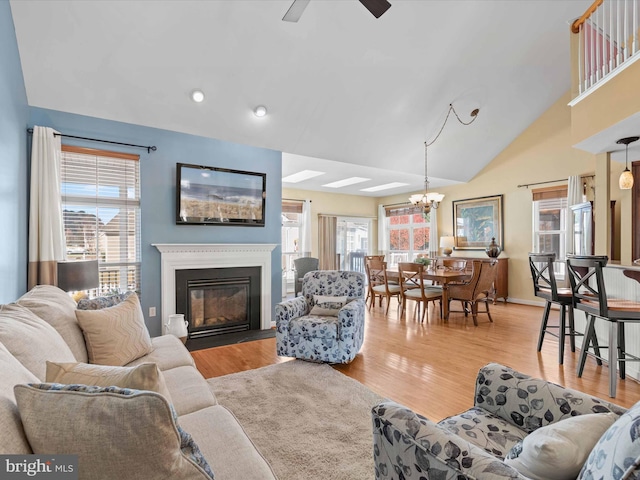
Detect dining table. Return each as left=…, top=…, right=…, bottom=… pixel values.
left=386, top=267, right=471, bottom=320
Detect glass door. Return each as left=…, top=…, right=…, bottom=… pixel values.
left=336, top=217, right=371, bottom=274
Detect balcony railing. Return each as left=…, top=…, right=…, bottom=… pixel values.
left=572, top=0, right=640, bottom=95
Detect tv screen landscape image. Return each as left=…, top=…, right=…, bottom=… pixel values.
left=176, top=163, right=266, bottom=226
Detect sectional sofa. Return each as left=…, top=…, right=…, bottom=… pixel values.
left=0, top=285, right=277, bottom=479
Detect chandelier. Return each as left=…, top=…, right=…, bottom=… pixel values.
left=409, top=104, right=480, bottom=214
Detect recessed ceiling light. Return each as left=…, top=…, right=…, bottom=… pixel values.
left=360, top=182, right=410, bottom=192
left=322, top=177, right=371, bottom=188
left=282, top=170, right=325, bottom=183
left=254, top=105, right=268, bottom=117
left=191, top=90, right=205, bottom=103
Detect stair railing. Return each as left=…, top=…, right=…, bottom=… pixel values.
left=572, top=0, right=639, bottom=95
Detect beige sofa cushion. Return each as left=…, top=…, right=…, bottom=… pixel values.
left=17, top=284, right=88, bottom=363
left=0, top=342, right=37, bottom=454
left=46, top=361, right=172, bottom=402
left=0, top=304, right=76, bottom=380
left=127, top=334, right=196, bottom=371
left=76, top=294, right=152, bottom=366
left=14, top=384, right=215, bottom=480
left=162, top=366, right=216, bottom=415
left=179, top=405, right=277, bottom=480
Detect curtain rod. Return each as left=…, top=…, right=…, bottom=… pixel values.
left=517, top=174, right=595, bottom=189
left=382, top=201, right=412, bottom=207
left=27, top=128, right=157, bottom=154
left=282, top=198, right=311, bottom=202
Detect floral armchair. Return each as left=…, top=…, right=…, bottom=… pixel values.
left=372, top=363, right=632, bottom=480
left=275, top=270, right=366, bottom=364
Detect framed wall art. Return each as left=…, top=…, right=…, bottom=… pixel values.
left=452, top=194, right=503, bottom=250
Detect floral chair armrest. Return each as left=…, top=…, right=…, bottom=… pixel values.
left=337, top=298, right=365, bottom=333
left=274, top=297, right=309, bottom=327
left=474, top=363, right=625, bottom=433
left=372, top=401, right=525, bottom=480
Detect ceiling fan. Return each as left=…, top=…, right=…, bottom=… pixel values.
left=282, top=0, right=391, bottom=22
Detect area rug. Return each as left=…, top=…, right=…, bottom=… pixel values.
left=206, top=361, right=386, bottom=480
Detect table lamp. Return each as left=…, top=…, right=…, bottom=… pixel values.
left=57, top=260, right=99, bottom=301
left=440, top=236, right=455, bottom=256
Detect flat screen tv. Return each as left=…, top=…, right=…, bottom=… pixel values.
left=176, top=163, right=266, bottom=226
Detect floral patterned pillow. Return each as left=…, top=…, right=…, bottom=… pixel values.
left=578, top=400, right=640, bottom=480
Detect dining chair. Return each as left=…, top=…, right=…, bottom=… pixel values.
left=397, top=262, right=442, bottom=323
left=447, top=260, right=497, bottom=326
left=365, top=259, right=401, bottom=315
left=528, top=253, right=581, bottom=364
left=567, top=255, right=640, bottom=397
left=293, top=257, right=319, bottom=296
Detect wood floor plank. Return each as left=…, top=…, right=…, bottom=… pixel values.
left=191, top=300, right=640, bottom=421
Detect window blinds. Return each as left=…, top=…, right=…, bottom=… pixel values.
left=60, top=146, right=141, bottom=295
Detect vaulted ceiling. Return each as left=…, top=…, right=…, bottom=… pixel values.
left=10, top=0, right=590, bottom=195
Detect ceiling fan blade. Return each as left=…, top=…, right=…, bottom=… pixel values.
left=282, top=0, right=311, bottom=22
left=359, top=0, right=391, bottom=18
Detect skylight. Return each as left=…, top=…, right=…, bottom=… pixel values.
left=282, top=170, right=325, bottom=183
left=360, top=182, right=409, bottom=192
left=322, top=177, right=371, bottom=188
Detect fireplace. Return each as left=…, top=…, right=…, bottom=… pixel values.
left=153, top=243, right=277, bottom=335
left=175, top=267, right=261, bottom=338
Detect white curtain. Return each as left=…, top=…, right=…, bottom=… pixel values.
left=378, top=204, right=388, bottom=255
left=28, top=126, right=66, bottom=288
left=429, top=208, right=438, bottom=257
left=565, top=175, right=583, bottom=257
left=300, top=200, right=312, bottom=256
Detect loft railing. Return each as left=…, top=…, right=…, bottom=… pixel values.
left=572, top=0, right=640, bottom=95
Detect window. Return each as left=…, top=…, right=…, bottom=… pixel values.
left=60, top=146, right=141, bottom=295
left=281, top=201, right=303, bottom=293
left=532, top=185, right=567, bottom=278
left=386, top=205, right=430, bottom=267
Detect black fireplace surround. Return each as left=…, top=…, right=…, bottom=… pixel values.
left=175, top=266, right=261, bottom=339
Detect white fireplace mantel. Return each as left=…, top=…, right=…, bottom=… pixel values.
left=152, top=243, right=278, bottom=330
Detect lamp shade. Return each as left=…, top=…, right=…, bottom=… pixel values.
left=57, top=260, right=99, bottom=292
left=439, top=236, right=455, bottom=249
left=619, top=169, right=634, bottom=190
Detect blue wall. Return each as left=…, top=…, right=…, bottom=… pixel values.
left=0, top=1, right=29, bottom=302
left=29, top=108, right=282, bottom=336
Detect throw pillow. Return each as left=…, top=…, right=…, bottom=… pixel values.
left=17, top=284, right=88, bottom=363
left=504, top=412, right=618, bottom=480
left=76, top=293, right=153, bottom=366
left=579, top=400, right=640, bottom=480
left=0, top=303, right=77, bottom=380
left=46, top=361, right=172, bottom=402
left=14, top=383, right=215, bottom=480
left=310, top=295, right=348, bottom=316
left=77, top=291, right=133, bottom=310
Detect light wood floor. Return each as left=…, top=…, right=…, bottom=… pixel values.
left=192, top=299, right=640, bottom=420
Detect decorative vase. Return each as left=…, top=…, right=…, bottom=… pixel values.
left=485, top=238, right=501, bottom=258
left=165, top=314, right=189, bottom=343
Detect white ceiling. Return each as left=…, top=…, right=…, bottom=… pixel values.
left=10, top=0, right=593, bottom=196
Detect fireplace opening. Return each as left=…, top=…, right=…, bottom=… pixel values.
left=176, top=267, right=261, bottom=338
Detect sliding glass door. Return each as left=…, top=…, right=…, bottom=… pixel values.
left=336, top=217, right=372, bottom=274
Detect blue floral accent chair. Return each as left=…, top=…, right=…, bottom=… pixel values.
left=372, top=363, right=628, bottom=479
left=275, top=270, right=366, bottom=364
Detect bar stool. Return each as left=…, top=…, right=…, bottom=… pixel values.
left=528, top=253, right=581, bottom=364
left=567, top=255, right=640, bottom=398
